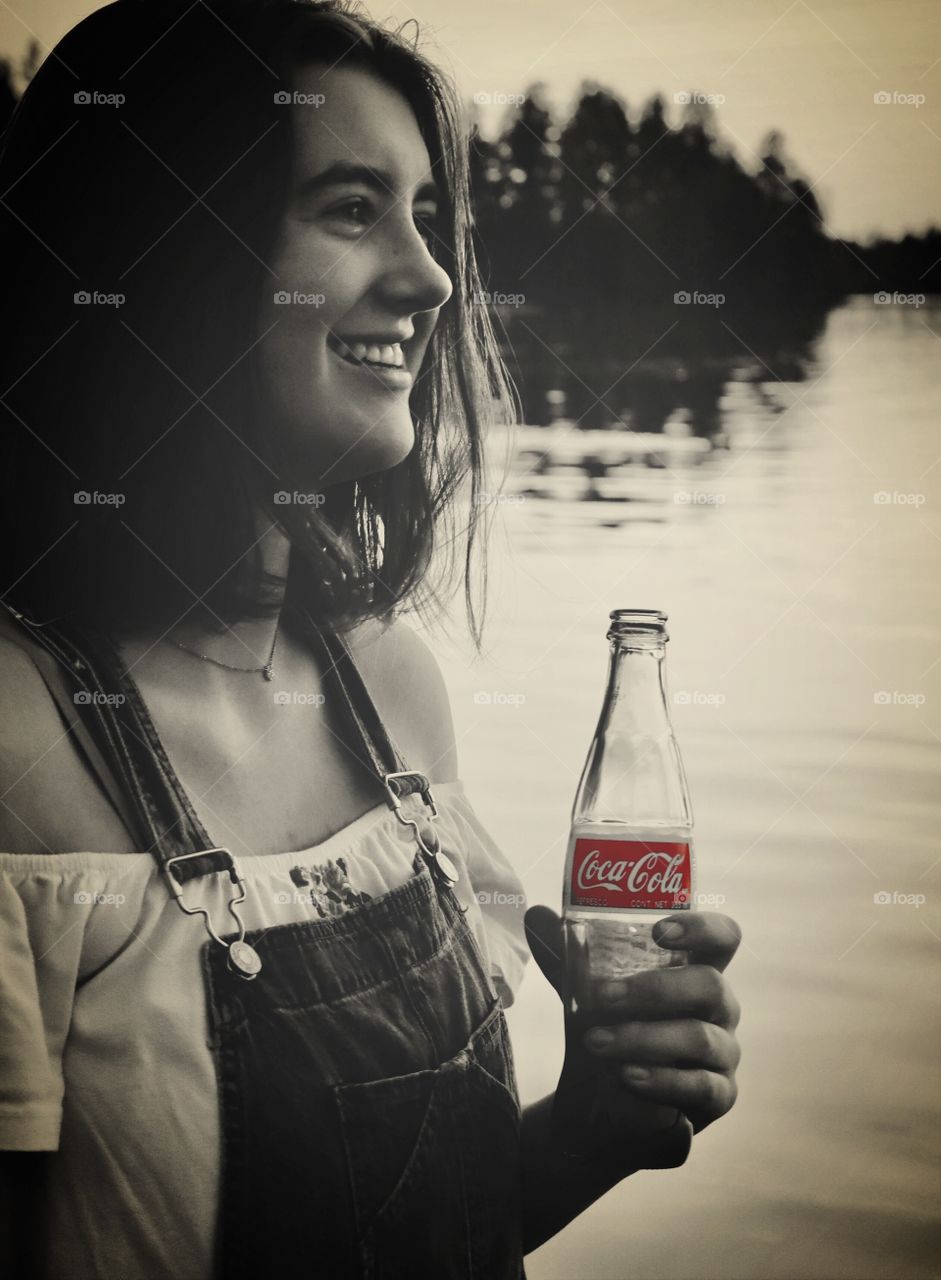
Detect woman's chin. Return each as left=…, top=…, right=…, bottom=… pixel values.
left=282, top=413, right=416, bottom=487
left=337, top=420, right=416, bottom=479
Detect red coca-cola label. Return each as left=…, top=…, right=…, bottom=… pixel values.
left=568, top=837, right=692, bottom=910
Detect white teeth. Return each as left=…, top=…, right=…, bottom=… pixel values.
left=336, top=338, right=405, bottom=367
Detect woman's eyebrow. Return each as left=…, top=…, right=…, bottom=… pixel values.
left=294, top=160, right=439, bottom=203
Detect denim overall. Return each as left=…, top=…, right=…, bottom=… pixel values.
left=2, top=601, right=527, bottom=1280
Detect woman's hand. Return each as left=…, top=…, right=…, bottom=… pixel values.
left=524, top=908, right=742, bottom=1137
left=581, top=913, right=742, bottom=1133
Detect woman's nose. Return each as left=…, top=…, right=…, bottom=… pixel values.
left=379, top=216, right=454, bottom=316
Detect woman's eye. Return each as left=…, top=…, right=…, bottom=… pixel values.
left=324, top=199, right=440, bottom=249
left=330, top=198, right=371, bottom=229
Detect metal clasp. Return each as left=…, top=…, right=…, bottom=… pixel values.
left=382, top=771, right=438, bottom=851
left=382, top=771, right=459, bottom=885
left=163, top=848, right=262, bottom=979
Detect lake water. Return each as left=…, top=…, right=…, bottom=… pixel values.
left=427, top=297, right=941, bottom=1279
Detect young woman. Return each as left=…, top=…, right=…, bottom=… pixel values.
left=0, top=2, right=742, bottom=1276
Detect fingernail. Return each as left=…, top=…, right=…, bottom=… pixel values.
left=624, top=1065, right=651, bottom=1082
left=654, top=922, right=684, bottom=943
left=586, top=1028, right=614, bottom=1048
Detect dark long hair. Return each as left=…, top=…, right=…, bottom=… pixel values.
left=0, top=0, right=518, bottom=648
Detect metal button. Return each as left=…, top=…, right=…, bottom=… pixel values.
left=227, top=940, right=262, bottom=978
left=433, top=848, right=460, bottom=885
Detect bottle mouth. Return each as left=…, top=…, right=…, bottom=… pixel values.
left=607, top=608, right=668, bottom=643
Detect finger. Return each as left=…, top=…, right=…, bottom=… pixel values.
left=652, top=912, right=743, bottom=972
left=618, top=1064, right=737, bottom=1118
left=597, top=964, right=741, bottom=1029
left=583, top=1019, right=741, bottom=1072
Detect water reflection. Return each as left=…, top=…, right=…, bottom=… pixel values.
left=491, top=296, right=931, bottom=534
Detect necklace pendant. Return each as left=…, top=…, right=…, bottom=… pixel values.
left=263, top=663, right=274, bottom=682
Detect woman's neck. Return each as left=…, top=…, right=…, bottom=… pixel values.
left=121, top=512, right=293, bottom=676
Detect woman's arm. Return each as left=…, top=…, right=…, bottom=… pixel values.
left=520, top=1094, right=642, bottom=1254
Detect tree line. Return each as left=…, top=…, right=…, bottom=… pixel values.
left=468, top=82, right=939, bottom=423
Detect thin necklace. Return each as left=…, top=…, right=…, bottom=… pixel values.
left=165, top=614, right=281, bottom=682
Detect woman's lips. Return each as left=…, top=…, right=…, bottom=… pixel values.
left=326, top=340, right=413, bottom=390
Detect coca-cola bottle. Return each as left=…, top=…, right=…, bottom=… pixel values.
left=552, top=608, right=695, bottom=1161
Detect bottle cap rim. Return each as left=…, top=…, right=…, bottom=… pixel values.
left=607, top=609, right=669, bottom=642
left=609, top=608, right=667, bottom=621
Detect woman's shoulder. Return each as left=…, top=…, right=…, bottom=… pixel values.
left=347, top=616, right=459, bottom=786
left=0, top=629, right=131, bottom=854
left=0, top=628, right=69, bottom=777
left=0, top=632, right=62, bottom=850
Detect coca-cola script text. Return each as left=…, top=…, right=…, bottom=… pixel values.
left=568, top=838, right=692, bottom=910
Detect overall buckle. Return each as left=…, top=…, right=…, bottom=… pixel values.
left=163, top=848, right=262, bottom=980
left=382, top=771, right=459, bottom=886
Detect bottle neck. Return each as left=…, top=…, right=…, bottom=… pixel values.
left=602, top=640, right=671, bottom=737
left=573, top=627, right=693, bottom=829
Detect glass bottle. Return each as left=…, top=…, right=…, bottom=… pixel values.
left=553, top=608, right=696, bottom=1158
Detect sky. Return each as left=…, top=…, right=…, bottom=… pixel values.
left=2, top=0, right=939, bottom=241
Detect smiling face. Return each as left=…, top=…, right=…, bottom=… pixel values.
left=254, top=62, right=454, bottom=491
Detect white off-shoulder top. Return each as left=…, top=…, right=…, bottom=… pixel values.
left=0, top=778, right=529, bottom=1280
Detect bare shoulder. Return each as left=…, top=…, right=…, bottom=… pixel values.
left=0, top=635, right=68, bottom=850
left=0, top=634, right=131, bottom=853
left=346, top=616, right=460, bottom=786
left=0, top=633, right=66, bottom=762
